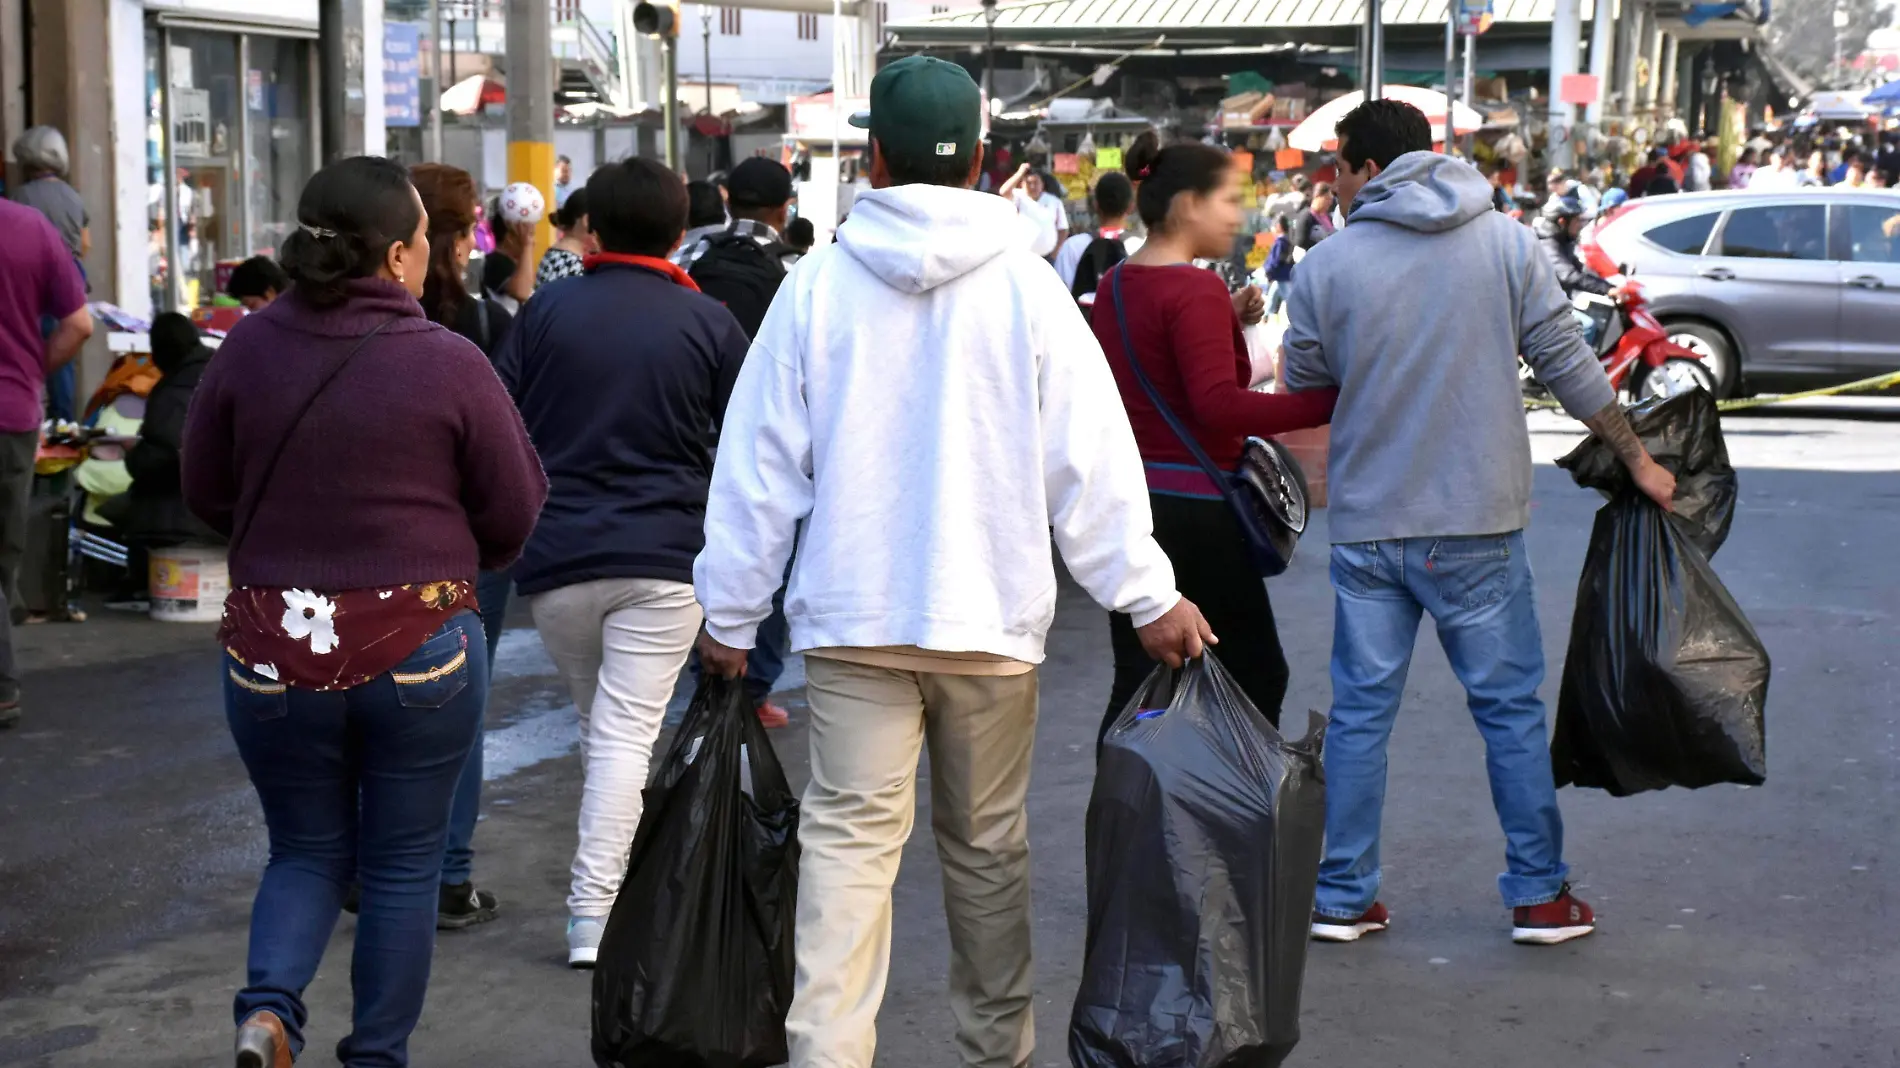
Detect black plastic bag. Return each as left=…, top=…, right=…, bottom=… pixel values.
left=1070, top=655, right=1327, bottom=1068
left=1558, top=387, right=1738, bottom=556
left=592, top=677, right=800, bottom=1068
left=1552, top=389, right=1769, bottom=796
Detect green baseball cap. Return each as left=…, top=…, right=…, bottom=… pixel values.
left=849, top=56, right=982, bottom=168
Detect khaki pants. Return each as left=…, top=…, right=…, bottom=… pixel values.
left=528, top=577, right=702, bottom=917
left=789, top=657, right=1040, bottom=1068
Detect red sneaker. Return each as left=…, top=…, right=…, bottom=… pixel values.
left=1310, top=902, right=1390, bottom=943
left=1512, top=885, right=1596, bottom=945
left=756, top=701, right=791, bottom=729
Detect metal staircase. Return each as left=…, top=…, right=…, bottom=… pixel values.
left=553, top=8, right=626, bottom=108
left=383, top=1, right=627, bottom=113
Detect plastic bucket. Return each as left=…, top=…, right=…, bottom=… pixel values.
left=150, top=545, right=229, bottom=624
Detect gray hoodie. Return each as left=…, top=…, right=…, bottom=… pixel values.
left=1282, top=151, right=1614, bottom=544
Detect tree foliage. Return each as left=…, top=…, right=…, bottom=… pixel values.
left=1765, top=0, right=1895, bottom=87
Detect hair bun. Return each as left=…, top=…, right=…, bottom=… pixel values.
left=1123, top=129, right=1162, bottom=183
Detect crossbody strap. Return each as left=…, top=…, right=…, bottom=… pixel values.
left=1106, top=265, right=1236, bottom=490
left=229, top=315, right=401, bottom=554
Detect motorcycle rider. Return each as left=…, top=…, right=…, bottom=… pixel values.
left=1534, top=192, right=1620, bottom=346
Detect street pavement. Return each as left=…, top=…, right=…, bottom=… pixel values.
left=2, top=401, right=1897, bottom=1067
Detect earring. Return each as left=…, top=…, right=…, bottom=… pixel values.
left=397, top=270, right=406, bottom=283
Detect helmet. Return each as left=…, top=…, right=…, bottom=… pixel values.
left=1541, top=192, right=1587, bottom=222
left=1598, top=188, right=1630, bottom=213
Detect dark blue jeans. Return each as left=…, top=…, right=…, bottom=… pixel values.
left=440, top=571, right=510, bottom=886
left=227, top=613, right=487, bottom=1067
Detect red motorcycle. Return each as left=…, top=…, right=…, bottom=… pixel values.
left=1522, top=278, right=1717, bottom=403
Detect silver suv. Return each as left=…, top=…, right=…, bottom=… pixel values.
left=1583, top=189, right=1900, bottom=397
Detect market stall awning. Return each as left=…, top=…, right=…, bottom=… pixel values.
left=885, top=0, right=1604, bottom=51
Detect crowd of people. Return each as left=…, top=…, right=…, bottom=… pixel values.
left=4, top=64, right=1709, bottom=1068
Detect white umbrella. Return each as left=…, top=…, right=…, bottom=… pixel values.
left=1288, top=86, right=1486, bottom=153
left=1805, top=89, right=1874, bottom=121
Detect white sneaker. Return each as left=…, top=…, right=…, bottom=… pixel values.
left=567, top=916, right=606, bottom=968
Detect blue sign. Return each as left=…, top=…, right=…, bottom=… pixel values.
left=385, top=22, right=422, bottom=128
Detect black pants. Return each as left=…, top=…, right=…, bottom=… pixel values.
left=0, top=430, right=35, bottom=696
left=1104, top=493, right=1290, bottom=741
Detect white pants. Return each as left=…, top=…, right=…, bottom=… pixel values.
left=789, top=657, right=1040, bottom=1068
left=529, top=577, right=702, bottom=917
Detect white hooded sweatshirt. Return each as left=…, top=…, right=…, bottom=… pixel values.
left=693, top=184, right=1178, bottom=664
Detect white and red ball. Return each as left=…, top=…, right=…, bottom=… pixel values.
left=497, top=182, right=546, bottom=224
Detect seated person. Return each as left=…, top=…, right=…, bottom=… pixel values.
left=226, top=256, right=288, bottom=310
left=120, top=313, right=222, bottom=548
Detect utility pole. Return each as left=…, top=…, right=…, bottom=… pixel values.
left=1364, top=0, right=1384, bottom=99
left=1445, top=11, right=1457, bottom=153
left=319, top=0, right=347, bottom=161
left=1548, top=0, right=1581, bottom=169
left=981, top=0, right=998, bottom=108
left=506, top=0, right=555, bottom=248
left=1833, top=1, right=1847, bottom=87
left=1585, top=0, right=1614, bottom=130
left=633, top=2, right=681, bottom=170
left=1462, top=32, right=1476, bottom=154
left=663, top=36, right=679, bottom=169
left=703, top=7, right=715, bottom=174
left=428, top=0, right=445, bottom=161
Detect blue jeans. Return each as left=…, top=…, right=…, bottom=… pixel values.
left=1572, top=306, right=1602, bottom=348
left=1264, top=278, right=1289, bottom=318
left=440, top=571, right=511, bottom=886
left=1315, top=532, right=1568, bottom=918
left=227, top=613, right=487, bottom=1066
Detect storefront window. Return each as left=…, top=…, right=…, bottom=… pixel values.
left=165, top=29, right=244, bottom=310
left=143, top=23, right=316, bottom=313
left=145, top=24, right=169, bottom=313
left=246, top=36, right=313, bottom=261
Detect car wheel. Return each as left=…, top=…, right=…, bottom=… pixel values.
left=1634, top=357, right=1719, bottom=401
left=1663, top=322, right=1737, bottom=397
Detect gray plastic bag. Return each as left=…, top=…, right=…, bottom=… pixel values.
left=1071, top=654, right=1326, bottom=1068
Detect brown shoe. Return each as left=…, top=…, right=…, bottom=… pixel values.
left=235, top=1010, right=292, bottom=1068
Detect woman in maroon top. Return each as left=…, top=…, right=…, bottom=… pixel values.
left=1093, top=131, right=1337, bottom=737
left=183, top=156, right=546, bottom=1068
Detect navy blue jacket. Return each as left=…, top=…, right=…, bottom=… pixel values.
left=495, top=260, right=749, bottom=594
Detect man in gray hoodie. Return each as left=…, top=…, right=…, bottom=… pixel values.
left=1283, top=100, right=1676, bottom=947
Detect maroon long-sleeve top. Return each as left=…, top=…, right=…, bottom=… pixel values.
left=1092, top=263, right=1335, bottom=470
left=182, top=278, right=548, bottom=591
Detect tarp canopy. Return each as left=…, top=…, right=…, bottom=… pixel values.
left=886, top=0, right=1602, bottom=51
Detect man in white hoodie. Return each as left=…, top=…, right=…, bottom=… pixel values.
left=694, top=54, right=1213, bottom=1068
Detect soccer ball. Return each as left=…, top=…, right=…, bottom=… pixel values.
left=498, top=182, right=546, bottom=224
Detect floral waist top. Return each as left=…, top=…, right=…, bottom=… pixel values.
left=221, top=580, right=476, bottom=691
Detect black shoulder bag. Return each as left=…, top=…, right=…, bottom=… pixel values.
left=1106, top=265, right=1309, bottom=578
left=228, top=316, right=400, bottom=553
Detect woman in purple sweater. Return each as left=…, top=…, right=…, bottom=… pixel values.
left=182, top=156, right=547, bottom=1068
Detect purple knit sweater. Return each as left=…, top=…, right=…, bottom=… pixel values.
left=182, top=278, right=548, bottom=590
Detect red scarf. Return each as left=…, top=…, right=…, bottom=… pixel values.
left=581, top=252, right=702, bottom=292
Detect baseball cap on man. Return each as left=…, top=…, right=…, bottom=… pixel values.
left=848, top=55, right=982, bottom=169
left=726, top=156, right=794, bottom=209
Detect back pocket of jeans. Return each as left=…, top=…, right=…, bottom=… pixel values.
left=226, top=657, right=289, bottom=721
left=391, top=626, right=471, bottom=710
left=1428, top=535, right=1512, bottom=610
left=1331, top=542, right=1390, bottom=596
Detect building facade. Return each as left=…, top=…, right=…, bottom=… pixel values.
left=3, top=0, right=385, bottom=338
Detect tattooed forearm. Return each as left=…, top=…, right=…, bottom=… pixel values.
left=1580, top=401, right=1651, bottom=469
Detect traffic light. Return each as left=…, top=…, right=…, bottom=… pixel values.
left=633, top=1, right=678, bottom=36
